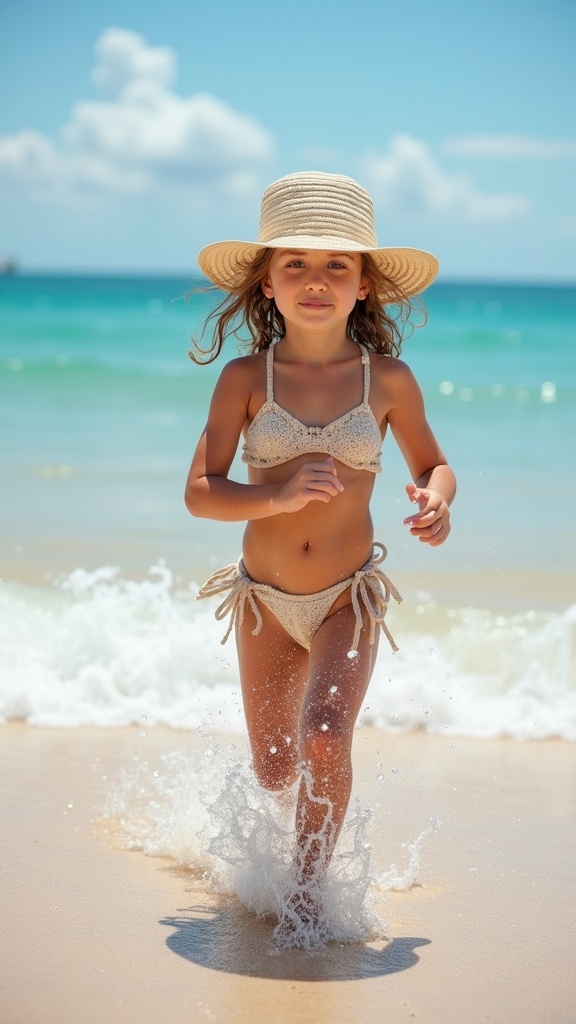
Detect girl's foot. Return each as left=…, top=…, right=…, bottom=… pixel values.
left=274, top=884, right=326, bottom=948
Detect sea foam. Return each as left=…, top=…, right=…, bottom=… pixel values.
left=1, top=563, right=575, bottom=739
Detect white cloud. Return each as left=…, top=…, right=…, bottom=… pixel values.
left=363, top=134, right=529, bottom=223
left=0, top=28, right=273, bottom=199
left=92, top=27, right=175, bottom=97
left=0, top=130, right=58, bottom=185
left=64, top=88, right=272, bottom=178
left=444, top=135, right=576, bottom=159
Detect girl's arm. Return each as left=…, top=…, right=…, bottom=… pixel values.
left=385, top=361, right=456, bottom=547
left=185, top=359, right=343, bottom=522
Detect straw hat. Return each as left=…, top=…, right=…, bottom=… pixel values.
left=198, top=171, right=439, bottom=299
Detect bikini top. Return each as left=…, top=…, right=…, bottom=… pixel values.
left=241, top=343, right=382, bottom=473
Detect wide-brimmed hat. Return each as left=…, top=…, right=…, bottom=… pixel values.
left=198, top=171, right=439, bottom=299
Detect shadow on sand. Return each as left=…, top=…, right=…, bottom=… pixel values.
left=160, top=898, right=431, bottom=982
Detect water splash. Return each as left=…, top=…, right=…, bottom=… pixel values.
left=103, top=741, right=438, bottom=950
left=373, top=817, right=441, bottom=892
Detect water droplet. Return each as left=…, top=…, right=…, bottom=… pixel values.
left=320, top=723, right=329, bottom=732
left=153, top=770, right=160, bottom=778
left=269, top=746, right=277, bottom=754
left=541, top=381, right=557, bottom=403
left=439, top=380, right=454, bottom=396
left=285, top=736, right=292, bottom=745
left=329, top=685, right=338, bottom=693
left=347, top=649, right=358, bottom=660
left=140, top=715, right=147, bottom=723
left=377, top=773, right=385, bottom=781
left=392, top=767, right=399, bottom=774
left=67, top=803, right=73, bottom=809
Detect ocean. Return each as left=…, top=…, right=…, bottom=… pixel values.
left=1, top=274, right=575, bottom=738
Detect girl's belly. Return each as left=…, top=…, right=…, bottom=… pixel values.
left=242, top=460, right=377, bottom=592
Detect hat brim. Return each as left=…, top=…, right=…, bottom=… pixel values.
left=197, top=237, right=439, bottom=300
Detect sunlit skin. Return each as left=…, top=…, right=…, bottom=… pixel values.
left=186, top=247, right=456, bottom=899
left=261, top=249, right=370, bottom=340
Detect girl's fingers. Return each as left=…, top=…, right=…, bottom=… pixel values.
left=306, top=480, right=342, bottom=498
left=404, top=506, right=436, bottom=526
left=304, top=462, right=344, bottom=494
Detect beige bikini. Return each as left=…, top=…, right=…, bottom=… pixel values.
left=241, top=342, right=383, bottom=472
left=197, top=344, right=402, bottom=653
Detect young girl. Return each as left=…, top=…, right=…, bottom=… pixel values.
left=186, top=171, right=455, bottom=933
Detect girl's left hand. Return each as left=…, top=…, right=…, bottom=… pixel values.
left=403, top=484, right=451, bottom=546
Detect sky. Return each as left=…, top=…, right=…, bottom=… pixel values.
left=1, top=0, right=575, bottom=281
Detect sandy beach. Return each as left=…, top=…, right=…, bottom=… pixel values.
left=2, top=723, right=575, bottom=1024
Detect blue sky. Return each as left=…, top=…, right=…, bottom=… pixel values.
left=1, top=0, right=575, bottom=280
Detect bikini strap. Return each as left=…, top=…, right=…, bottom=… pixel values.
left=265, top=345, right=275, bottom=402
left=359, top=344, right=370, bottom=404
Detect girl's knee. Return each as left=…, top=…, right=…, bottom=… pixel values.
left=300, top=714, right=352, bottom=764
left=252, top=746, right=298, bottom=792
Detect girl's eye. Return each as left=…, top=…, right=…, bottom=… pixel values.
left=284, top=259, right=349, bottom=269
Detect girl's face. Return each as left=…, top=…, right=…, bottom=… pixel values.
left=262, top=249, right=369, bottom=335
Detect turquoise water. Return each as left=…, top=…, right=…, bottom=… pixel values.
left=2, top=274, right=574, bottom=578
left=1, top=275, right=575, bottom=736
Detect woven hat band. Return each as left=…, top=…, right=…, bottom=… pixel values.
left=258, top=172, right=378, bottom=249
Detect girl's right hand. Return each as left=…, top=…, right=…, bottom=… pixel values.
left=272, top=456, right=344, bottom=513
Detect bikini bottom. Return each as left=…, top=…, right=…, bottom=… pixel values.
left=196, top=542, right=402, bottom=653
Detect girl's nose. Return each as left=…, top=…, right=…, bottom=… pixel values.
left=304, top=269, right=328, bottom=290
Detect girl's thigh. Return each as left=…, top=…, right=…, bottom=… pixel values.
left=301, top=602, right=380, bottom=742
left=236, top=599, right=309, bottom=788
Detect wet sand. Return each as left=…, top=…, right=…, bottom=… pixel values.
left=1, top=724, right=575, bottom=1024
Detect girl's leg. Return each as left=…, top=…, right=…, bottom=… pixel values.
left=294, top=602, right=379, bottom=884
left=236, top=601, right=309, bottom=792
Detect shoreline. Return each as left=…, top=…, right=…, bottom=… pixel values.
left=2, top=723, right=575, bottom=1023
left=3, top=560, right=575, bottom=614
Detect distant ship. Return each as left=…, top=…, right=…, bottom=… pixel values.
left=0, top=258, right=18, bottom=275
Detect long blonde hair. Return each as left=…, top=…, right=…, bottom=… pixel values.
left=189, top=250, right=425, bottom=364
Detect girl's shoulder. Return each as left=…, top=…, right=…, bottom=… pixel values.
left=368, top=351, right=414, bottom=380
left=213, top=349, right=267, bottom=397
left=368, top=351, right=423, bottom=399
